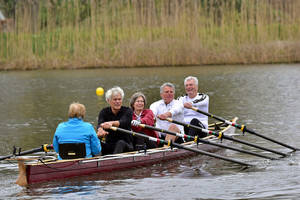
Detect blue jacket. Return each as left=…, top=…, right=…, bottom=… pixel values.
left=53, top=118, right=101, bottom=159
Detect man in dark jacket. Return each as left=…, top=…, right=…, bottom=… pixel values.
left=97, top=86, right=133, bottom=155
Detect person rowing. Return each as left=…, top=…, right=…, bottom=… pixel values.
left=177, top=76, right=209, bottom=139
left=97, top=86, right=134, bottom=155
left=130, top=92, right=159, bottom=149
left=149, top=82, right=184, bottom=144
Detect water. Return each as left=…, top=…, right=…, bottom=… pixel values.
left=0, top=64, right=299, bottom=199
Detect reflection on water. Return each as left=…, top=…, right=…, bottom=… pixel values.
left=0, top=64, right=300, bottom=199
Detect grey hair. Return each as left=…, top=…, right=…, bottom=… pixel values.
left=129, top=92, right=147, bottom=110
left=105, top=86, right=124, bottom=102
left=160, top=82, right=175, bottom=94
left=184, top=76, right=198, bottom=86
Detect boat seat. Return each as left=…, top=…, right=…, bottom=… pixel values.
left=59, top=143, right=86, bottom=159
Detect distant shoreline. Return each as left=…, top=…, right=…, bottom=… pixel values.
left=1, top=40, right=299, bottom=71
left=1, top=59, right=299, bottom=72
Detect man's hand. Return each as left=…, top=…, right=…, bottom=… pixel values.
left=97, top=127, right=109, bottom=138
left=184, top=102, right=193, bottom=109
left=157, top=112, right=172, bottom=120
left=100, top=121, right=113, bottom=129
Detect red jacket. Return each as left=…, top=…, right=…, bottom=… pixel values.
left=131, top=109, right=159, bottom=139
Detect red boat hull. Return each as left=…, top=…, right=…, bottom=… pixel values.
left=26, top=143, right=218, bottom=184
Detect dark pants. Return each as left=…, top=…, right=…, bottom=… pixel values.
left=134, top=137, right=157, bottom=150
left=158, top=134, right=184, bottom=147
left=184, top=118, right=207, bottom=140
left=101, top=140, right=133, bottom=155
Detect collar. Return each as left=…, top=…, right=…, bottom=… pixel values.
left=68, top=117, right=83, bottom=123
left=159, top=99, right=174, bottom=106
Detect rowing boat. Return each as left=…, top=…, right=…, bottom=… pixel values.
left=15, top=118, right=237, bottom=186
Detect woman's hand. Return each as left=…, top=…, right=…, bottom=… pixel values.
left=131, top=120, right=141, bottom=126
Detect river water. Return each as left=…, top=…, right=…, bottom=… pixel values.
left=0, top=64, right=299, bottom=199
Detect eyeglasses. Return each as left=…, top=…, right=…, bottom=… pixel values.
left=135, top=100, right=144, bottom=103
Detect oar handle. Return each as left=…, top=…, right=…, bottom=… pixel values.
left=139, top=123, right=189, bottom=139
left=110, top=126, right=252, bottom=167
left=165, top=118, right=223, bottom=139
left=191, top=107, right=226, bottom=122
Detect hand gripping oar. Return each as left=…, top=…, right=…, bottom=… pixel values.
left=136, top=122, right=277, bottom=160
left=0, top=144, right=53, bottom=161
left=164, top=118, right=287, bottom=157
left=109, top=126, right=252, bottom=167
left=190, top=107, right=298, bottom=151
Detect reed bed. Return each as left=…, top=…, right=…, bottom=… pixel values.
left=0, top=0, right=299, bottom=70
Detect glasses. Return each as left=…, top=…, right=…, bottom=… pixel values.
left=135, top=100, right=144, bottom=103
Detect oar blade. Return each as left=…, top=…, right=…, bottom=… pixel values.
left=162, top=118, right=278, bottom=160
left=190, top=107, right=298, bottom=151
left=0, top=144, right=53, bottom=161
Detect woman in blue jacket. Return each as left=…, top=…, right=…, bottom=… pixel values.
left=53, top=102, right=101, bottom=159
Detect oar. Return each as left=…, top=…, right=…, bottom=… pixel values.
left=109, top=126, right=252, bottom=167
left=190, top=107, right=298, bottom=151
left=163, top=118, right=287, bottom=157
left=137, top=123, right=277, bottom=160
left=0, top=144, right=53, bottom=161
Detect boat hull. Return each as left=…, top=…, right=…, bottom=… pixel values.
left=21, top=118, right=237, bottom=185
left=26, top=143, right=217, bottom=184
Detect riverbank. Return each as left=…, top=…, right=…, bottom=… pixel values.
left=0, top=0, right=300, bottom=70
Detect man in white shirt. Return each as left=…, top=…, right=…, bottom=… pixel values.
left=178, top=76, right=209, bottom=138
left=150, top=82, right=184, bottom=143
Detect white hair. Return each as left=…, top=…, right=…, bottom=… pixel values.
left=184, top=76, right=198, bottom=86
left=105, top=86, right=124, bottom=101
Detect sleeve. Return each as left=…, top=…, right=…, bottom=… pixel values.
left=131, top=113, right=140, bottom=132
left=205, top=95, right=209, bottom=112
left=119, top=108, right=133, bottom=129
left=132, top=109, right=155, bottom=133
left=52, top=125, right=61, bottom=153
left=89, top=125, right=101, bottom=156
left=196, top=94, right=209, bottom=112
left=97, top=109, right=106, bottom=129
left=149, top=102, right=158, bottom=116
left=177, top=96, right=183, bottom=103
left=140, top=109, right=155, bottom=126
left=169, top=100, right=184, bottom=116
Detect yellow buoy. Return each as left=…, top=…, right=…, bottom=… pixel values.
left=96, top=87, right=104, bottom=96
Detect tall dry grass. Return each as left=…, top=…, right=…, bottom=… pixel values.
left=0, top=0, right=299, bottom=70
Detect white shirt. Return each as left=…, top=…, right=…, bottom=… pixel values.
left=150, top=99, right=184, bottom=136
left=177, top=93, right=209, bottom=129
